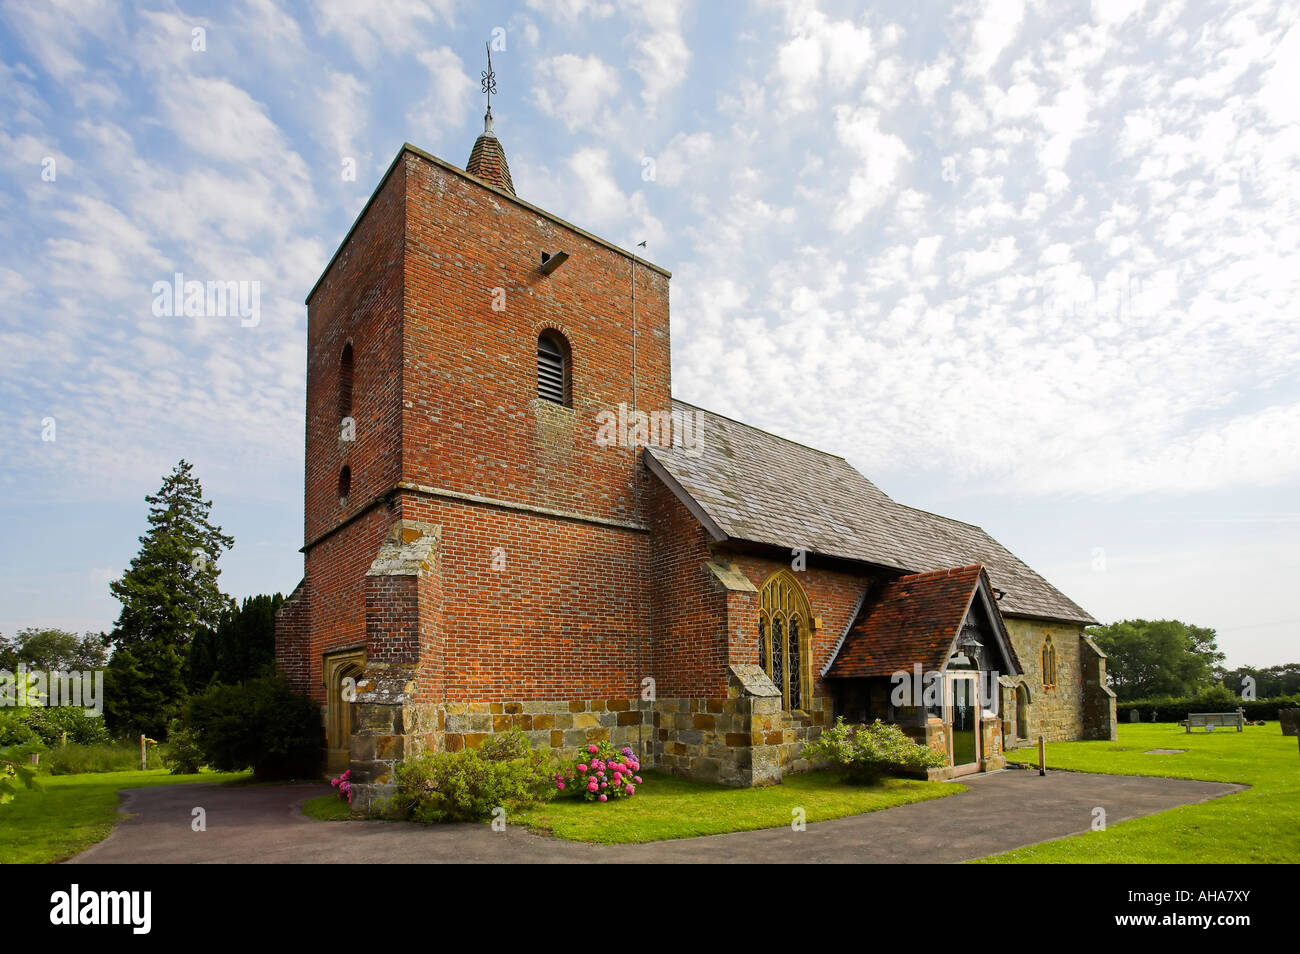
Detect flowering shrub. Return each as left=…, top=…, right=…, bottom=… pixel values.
left=393, top=730, right=557, bottom=823
left=802, top=718, right=948, bottom=784
left=330, top=768, right=352, bottom=804
left=555, top=741, right=644, bottom=803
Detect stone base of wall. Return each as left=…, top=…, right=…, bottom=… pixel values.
left=342, top=669, right=843, bottom=814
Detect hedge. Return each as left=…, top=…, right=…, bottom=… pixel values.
left=1118, top=694, right=1300, bottom=724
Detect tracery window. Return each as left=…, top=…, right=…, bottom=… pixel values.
left=758, top=570, right=812, bottom=711
left=1041, top=636, right=1058, bottom=690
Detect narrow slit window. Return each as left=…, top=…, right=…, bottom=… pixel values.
left=338, top=342, right=354, bottom=421
left=537, top=332, right=569, bottom=405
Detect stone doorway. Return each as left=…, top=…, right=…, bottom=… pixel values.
left=323, top=649, right=366, bottom=776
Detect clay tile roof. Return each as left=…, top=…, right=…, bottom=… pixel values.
left=646, top=400, right=1096, bottom=625
left=825, top=565, right=984, bottom=679
left=465, top=131, right=515, bottom=195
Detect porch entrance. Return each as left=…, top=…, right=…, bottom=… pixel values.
left=946, top=672, right=981, bottom=777
left=323, top=649, right=366, bottom=776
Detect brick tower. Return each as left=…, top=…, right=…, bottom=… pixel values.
left=275, top=106, right=672, bottom=810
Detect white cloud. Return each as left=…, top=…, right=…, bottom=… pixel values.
left=620, top=0, right=691, bottom=108
left=964, top=0, right=1025, bottom=78
left=408, top=47, right=473, bottom=138
left=533, top=54, right=620, bottom=131
left=312, top=0, right=459, bottom=63
left=830, top=107, right=911, bottom=232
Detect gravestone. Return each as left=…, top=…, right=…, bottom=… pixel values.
left=1128, top=709, right=1139, bottom=723
left=1280, top=708, right=1299, bottom=737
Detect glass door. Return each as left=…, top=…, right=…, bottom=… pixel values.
left=947, top=673, right=981, bottom=774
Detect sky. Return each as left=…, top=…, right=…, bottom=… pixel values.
left=1, top=0, right=1297, bottom=669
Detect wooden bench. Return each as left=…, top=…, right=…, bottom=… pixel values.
left=1183, top=711, right=1244, bottom=733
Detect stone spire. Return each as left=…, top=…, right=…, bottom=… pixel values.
left=465, top=43, right=515, bottom=195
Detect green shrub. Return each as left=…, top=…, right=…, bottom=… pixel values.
left=393, top=730, right=557, bottom=823
left=19, top=705, right=111, bottom=746
left=183, top=676, right=322, bottom=779
left=42, top=742, right=141, bottom=775
left=0, top=711, right=38, bottom=747
left=803, top=717, right=949, bottom=783
left=162, top=718, right=204, bottom=774
left=1117, top=693, right=1300, bottom=723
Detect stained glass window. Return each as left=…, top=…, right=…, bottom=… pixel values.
left=788, top=617, right=801, bottom=710
left=758, top=570, right=813, bottom=712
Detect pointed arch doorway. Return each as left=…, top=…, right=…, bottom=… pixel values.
left=323, top=649, right=366, bottom=776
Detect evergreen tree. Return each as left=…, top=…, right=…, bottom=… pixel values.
left=186, top=593, right=284, bottom=690
left=104, top=460, right=234, bottom=737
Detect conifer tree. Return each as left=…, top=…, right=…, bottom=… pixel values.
left=104, top=460, right=233, bottom=736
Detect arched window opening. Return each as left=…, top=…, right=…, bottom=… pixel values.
left=1041, top=637, right=1058, bottom=690
left=537, top=331, right=570, bottom=405
left=758, top=570, right=813, bottom=712
left=338, top=342, right=354, bottom=421
left=338, top=465, right=351, bottom=503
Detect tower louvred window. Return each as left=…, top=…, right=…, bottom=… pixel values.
left=537, top=332, right=569, bottom=405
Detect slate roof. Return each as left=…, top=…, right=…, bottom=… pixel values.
left=824, top=565, right=985, bottom=679
left=646, top=401, right=1096, bottom=625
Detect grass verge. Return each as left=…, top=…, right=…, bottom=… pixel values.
left=512, top=769, right=960, bottom=844
left=0, top=768, right=249, bottom=864
left=977, top=723, right=1296, bottom=863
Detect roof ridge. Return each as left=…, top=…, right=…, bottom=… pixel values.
left=670, top=398, right=850, bottom=462
left=897, top=564, right=984, bottom=583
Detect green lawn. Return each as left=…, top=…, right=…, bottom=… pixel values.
left=979, top=723, right=1299, bottom=863
left=511, top=769, right=960, bottom=844
left=0, top=768, right=248, bottom=864
left=302, top=792, right=352, bottom=820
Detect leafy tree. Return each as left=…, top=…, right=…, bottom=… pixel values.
left=1088, top=619, right=1225, bottom=701
left=1219, top=663, right=1300, bottom=698
left=104, top=461, right=234, bottom=737
left=186, top=593, right=284, bottom=691
left=0, top=628, right=108, bottom=671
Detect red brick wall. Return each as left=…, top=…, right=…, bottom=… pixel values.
left=274, top=580, right=311, bottom=695
left=726, top=553, right=871, bottom=698
left=397, top=491, right=650, bottom=703
left=300, top=506, right=393, bottom=702
left=400, top=152, right=671, bottom=523
left=304, top=158, right=407, bottom=547
left=645, top=477, right=730, bottom=697
left=284, top=146, right=682, bottom=708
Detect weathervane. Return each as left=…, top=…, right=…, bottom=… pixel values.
left=481, top=42, right=497, bottom=119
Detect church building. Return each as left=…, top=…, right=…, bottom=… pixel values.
left=275, top=97, right=1117, bottom=813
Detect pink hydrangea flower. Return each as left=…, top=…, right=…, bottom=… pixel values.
left=556, top=782, right=565, bottom=790
left=633, top=776, right=642, bottom=784
left=598, top=794, right=607, bottom=802
left=625, top=785, right=635, bottom=794
left=577, top=764, right=587, bottom=773
left=587, top=744, right=598, bottom=754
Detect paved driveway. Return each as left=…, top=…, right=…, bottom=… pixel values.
left=70, top=769, right=1244, bottom=864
